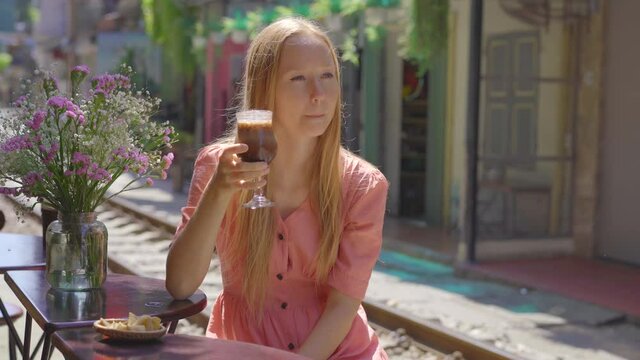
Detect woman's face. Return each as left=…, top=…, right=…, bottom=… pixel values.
left=274, top=33, right=339, bottom=142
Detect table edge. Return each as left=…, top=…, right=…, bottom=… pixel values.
left=5, top=270, right=208, bottom=331
left=4, top=270, right=49, bottom=330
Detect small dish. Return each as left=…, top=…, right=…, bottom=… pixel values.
left=93, top=319, right=167, bottom=341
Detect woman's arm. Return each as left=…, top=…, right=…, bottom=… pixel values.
left=297, top=289, right=360, bottom=360
left=165, top=144, right=268, bottom=299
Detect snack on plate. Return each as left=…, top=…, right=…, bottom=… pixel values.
left=96, top=312, right=163, bottom=332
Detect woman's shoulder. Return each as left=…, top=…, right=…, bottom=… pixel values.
left=340, top=149, right=388, bottom=192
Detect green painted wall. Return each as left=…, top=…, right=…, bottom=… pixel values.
left=361, top=36, right=383, bottom=166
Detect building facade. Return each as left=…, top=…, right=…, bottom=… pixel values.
left=446, top=0, right=640, bottom=266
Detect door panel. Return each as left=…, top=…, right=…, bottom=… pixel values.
left=598, top=0, right=640, bottom=265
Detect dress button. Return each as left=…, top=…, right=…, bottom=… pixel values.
left=276, top=273, right=283, bottom=280
left=278, top=233, right=285, bottom=240
left=288, top=343, right=295, bottom=350
left=281, top=302, right=288, bottom=309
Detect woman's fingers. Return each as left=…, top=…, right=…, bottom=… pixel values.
left=220, top=143, right=248, bottom=159
left=214, top=143, right=270, bottom=191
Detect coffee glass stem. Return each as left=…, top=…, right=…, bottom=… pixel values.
left=245, top=175, right=273, bottom=209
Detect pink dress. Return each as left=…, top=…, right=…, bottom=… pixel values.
left=176, top=145, right=389, bottom=360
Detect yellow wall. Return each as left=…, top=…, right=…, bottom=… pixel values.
left=448, top=0, right=471, bottom=231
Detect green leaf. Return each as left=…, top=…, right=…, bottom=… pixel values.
left=399, top=0, right=448, bottom=77
left=365, top=25, right=380, bottom=43
left=247, top=9, right=264, bottom=35
left=341, top=30, right=359, bottom=65
left=310, top=0, right=333, bottom=19
left=342, top=0, right=367, bottom=16
left=0, top=53, right=12, bottom=72
left=274, top=6, right=293, bottom=19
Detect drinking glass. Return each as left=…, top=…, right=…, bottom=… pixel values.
left=236, top=110, right=277, bottom=209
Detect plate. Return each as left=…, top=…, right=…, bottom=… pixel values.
left=93, top=319, right=167, bottom=341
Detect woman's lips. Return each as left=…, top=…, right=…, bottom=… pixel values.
left=304, top=114, right=325, bottom=118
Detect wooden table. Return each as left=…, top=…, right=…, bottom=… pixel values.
left=53, top=328, right=309, bottom=360
left=0, top=233, right=45, bottom=272
left=0, top=233, right=46, bottom=359
left=5, top=270, right=207, bottom=360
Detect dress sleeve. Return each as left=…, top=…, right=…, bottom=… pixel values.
left=327, top=172, right=389, bottom=301
left=174, top=146, right=223, bottom=239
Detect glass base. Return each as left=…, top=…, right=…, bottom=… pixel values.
left=243, top=195, right=275, bottom=209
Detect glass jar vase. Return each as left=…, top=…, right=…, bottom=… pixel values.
left=45, top=212, right=108, bottom=290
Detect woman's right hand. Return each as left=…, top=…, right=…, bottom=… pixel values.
left=211, top=143, right=269, bottom=196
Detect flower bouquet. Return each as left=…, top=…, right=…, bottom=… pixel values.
left=0, top=65, right=177, bottom=290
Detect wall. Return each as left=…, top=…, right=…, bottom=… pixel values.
left=383, top=28, right=403, bottom=215
left=447, top=0, right=471, bottom=232
left=597, top=0, right=640, bottom=265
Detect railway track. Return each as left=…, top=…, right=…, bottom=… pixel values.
left=100, top=197, right=516, bottom=360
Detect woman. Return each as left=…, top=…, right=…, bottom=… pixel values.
left=166, top=18, right=389, bottom=360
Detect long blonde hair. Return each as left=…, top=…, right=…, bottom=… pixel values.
left=214, top=18, right=343, bottom=316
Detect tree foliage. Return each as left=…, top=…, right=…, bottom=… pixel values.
left=400, top=0, right=448, bottom=77
left=141, top=0, right=198, bottom=80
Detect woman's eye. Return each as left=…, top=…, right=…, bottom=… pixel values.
left=321, top=72, right=334, bottom=79
left=290, top=75, right=305, bottom=81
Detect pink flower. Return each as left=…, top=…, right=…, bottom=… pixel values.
left=72, top=152, right=90, bottom=164
left=22, top=172, right=42, bottom=187
left=43, top=143, right=59, bottom=164
left=47, top=96, right=68, bottom=109
left=161, top=170, right=167, bottom=180
left=1, top=135, right=32, bottom=152
left=72, top=65, right=90, bottom=75
left=162, top=153, right=174, bottom=170
left=0, top=187, right=19, bottom=196
left=127, top=150, right=149, bottom=174
left=13, top=96, right=27, bottom=107
left=113, top=74, right=131, bottom=88
left=88, top=167, right=111, bottom=182
left=145, top=178, right=154, bottom=187
left=64, top=170, right=74, bottom=176
left=26, top=111, right=46, bottom=130
left=92, top=74, right=130, bottom=95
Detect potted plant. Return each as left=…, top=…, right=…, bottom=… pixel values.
left=0, top=65, right=177, bottom=290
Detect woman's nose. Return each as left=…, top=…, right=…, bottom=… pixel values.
left=310, top=78, right=326, bottom=103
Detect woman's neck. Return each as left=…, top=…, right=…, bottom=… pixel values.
left=269, top=137, right=317, bottom=191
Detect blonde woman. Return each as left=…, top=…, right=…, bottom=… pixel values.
left=166, top=18, right=389, bottom=360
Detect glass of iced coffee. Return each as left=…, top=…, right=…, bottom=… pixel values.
left=235, top=110, right=277, bottom=209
